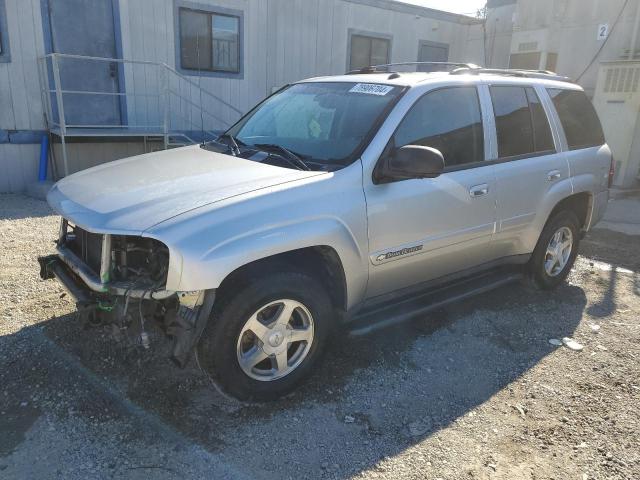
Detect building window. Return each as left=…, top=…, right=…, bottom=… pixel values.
left=417, top=41, right=449, bottom=71
left=393, top=87, right=484, bottom=167
left=349, top=33, right=390, bottom=71
left=518, top=42, right=538, bottom=52
left=509, top=51, right=558, bottom=73
left=0, top=0, right=10, bottom=63
left=178, top=6, right=241, bottom=74
left=509, top=52, right=541, bottom=70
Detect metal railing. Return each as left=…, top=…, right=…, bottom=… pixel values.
left=38, top=53, right=244, bottom=176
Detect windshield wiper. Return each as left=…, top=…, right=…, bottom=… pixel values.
left=254, top=143, right=311, bottom=171
left=217, top=133, right=242, bottom=156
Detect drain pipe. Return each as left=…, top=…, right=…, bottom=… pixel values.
left=38, top=134, right=49, bottom=182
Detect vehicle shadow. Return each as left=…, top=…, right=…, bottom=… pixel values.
left=585, top=268, right=618, bottom=318
left=580, top=229, right=640, bottom=318
left=581, top=229, right=640, bottom=273
left=29, top=278, right=587, bottom=479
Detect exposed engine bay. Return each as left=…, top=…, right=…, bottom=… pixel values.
left=38, top=220, right=212, bottom=367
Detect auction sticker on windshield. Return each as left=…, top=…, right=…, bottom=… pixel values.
left=349, top=83, right=395, bottom=96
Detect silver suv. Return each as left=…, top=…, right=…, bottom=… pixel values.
left=39, top=64, right=613, bottom=400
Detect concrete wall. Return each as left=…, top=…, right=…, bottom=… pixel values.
left=484, top=2, right=517, bottom=68
left=484, top=0, right=640, bottom=188
left=509, top=0, right=640, bottom=96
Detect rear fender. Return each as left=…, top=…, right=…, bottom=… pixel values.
left=523, top=177, right=574, bottom=251
left=568, top=145, right=612, bottom=230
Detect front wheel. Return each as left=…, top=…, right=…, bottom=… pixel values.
left=529, top=210, right=580, bottom=290
left=198, top=271, right=333, bottom=401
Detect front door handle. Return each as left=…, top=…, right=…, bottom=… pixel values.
left=547, top=170, right=561, bottom=181
left=469, top=184, right=489, bottom=198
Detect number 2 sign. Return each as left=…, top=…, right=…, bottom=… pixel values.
left=598, top=24, right=609, bottom=40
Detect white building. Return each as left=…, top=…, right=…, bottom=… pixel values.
left=4, top=0, right=638, bottom=192
left=485, top=0, right=640, bottom=187
left=0, top=0, right=485, bottom=193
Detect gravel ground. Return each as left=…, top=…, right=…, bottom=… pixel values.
left=1, top=192, right=639, bottom=479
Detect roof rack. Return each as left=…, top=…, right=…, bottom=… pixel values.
left=346, top=62, right=481, bottom=75
left=450, top=67, right=572, bottom=82
left=344, top=63, right=573, bottom=83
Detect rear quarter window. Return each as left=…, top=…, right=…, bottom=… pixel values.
left=547, top=89, right=605, bottom=150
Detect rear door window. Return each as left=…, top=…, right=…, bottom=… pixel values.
left=490, top=86, right=555, bottom=159
left=491, top=86, right=534, bottom=158
left=526, top=87, right=555, bottom=152
left=547, top=89, right=605, bottom=150
left=393, top=86, right=484, bottom=167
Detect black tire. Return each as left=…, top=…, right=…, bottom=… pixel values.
left=198, top=270, right=333, bottom=401
left=529, top=210, right=580, bottom=290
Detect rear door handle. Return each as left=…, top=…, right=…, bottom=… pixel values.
left=469, top=184, right=489, bottom=198
left=547, top=170, right=561, bottom=181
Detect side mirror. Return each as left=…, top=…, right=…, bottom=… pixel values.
left=379, top=145, right=445, bottom=182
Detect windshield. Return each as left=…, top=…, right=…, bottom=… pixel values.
left=225, top=82, right=403, bottom=166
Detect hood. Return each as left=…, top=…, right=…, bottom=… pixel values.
left=47, top=145, right=325, bottom=234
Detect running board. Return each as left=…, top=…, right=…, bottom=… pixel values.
left=348, top=271, right=524, bottom=336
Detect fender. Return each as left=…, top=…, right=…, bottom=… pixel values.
left=568, top=173, right=607, bottom=231
left=568, top=145, right=611, bottom=195
left=571, top=172, right=601, bottom=195
left=521, top=176, right=574, bottom=252
left=145, top=163, right=370, bottom=309
left=566, top=144, right=611, bottom=229
left=174, top=217, right=367, bottom=309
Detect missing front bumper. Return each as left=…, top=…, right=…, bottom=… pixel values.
left=45, top=242, right=175, bottom=300
left=38, top=254, right=214, bottom=365
left=38, top=254, right=98, bottom=308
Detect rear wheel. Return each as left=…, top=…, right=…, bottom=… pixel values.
left=529, top=211, right=580, bottom=290
left=198, top=270, right=333, bottom=401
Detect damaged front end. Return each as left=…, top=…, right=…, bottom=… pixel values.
left=38, top=219, right=213, bottom=366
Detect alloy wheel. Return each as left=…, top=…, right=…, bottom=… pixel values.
left=544, top=226, right=573, bottom=277
left=236, top=299, right=314, bottom=381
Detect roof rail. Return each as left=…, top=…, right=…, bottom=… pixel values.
left=450, top=67, right=572, bottom=82
left=346, top=62, right=481, bottom=75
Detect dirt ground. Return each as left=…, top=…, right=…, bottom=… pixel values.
left=0, top=192, right=638, bottom=480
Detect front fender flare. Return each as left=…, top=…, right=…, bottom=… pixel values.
left=171, top=217, right=368, bottom=310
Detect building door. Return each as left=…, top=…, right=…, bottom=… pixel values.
left=45, top=0, right=122, bottom=127
left=417, top=41, right=449, bottom=71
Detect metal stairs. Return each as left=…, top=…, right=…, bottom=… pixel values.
left=38, top=53, right=243, bottom=175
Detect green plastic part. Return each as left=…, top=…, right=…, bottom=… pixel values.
left=97, top=302, right=114, bottom=312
